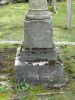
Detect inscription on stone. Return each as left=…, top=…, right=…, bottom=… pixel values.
left=28, top=71, right=39, bottom=80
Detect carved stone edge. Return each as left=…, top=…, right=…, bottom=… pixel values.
left=14, top=47, right=68, bottom=88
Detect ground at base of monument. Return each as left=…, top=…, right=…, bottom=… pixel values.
left=1, top=45, right=75, bottom=100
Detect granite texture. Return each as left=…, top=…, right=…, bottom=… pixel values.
left=24, top=18, right=53, bottom=48
left=29, top=0, right=47, bottom=10
left=15, top=48, right=63, bottom=86
left=26, top=0, right=50, bottom=19
left=18, top=47, right=59, bottom=62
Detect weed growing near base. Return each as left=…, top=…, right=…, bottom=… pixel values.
left=0, top=84, right=9, bottom=93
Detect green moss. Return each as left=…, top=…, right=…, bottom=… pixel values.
left=0, top=93, right=10, bottom=100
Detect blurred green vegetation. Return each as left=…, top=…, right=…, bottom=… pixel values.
left=0, top=1, right=75, bottom=41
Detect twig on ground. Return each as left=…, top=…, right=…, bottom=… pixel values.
left=36, top=92, right=65, bottom=96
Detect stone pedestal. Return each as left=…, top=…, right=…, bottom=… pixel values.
left=15, top=0, right=66, bottom=87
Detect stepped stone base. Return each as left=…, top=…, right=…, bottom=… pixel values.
left=15, top=47, right=67, bottom=88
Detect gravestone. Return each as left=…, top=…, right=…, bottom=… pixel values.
left=52, top=0, right=57, bottom=13
left=0, top=0, right=9, bottom=6
left=15, top=0, right=66, bottom=87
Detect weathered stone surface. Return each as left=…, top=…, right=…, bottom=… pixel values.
left=26, top=10, right=51, bottom=20
left=29, top=0, right=47, bottom=10
left=15, top=48, right=63, bottom=85
left=24, top=18, right=53, bottom=48
left=26, top=0, right=50, bottom=20
left=18, top=47, right=59, bottom=62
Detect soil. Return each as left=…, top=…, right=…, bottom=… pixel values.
left=0, top=47, right=16, bottom=73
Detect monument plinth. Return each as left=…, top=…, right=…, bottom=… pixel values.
left=15, top=0, right=66, bottom=87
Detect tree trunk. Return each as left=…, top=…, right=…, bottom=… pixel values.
left=67, top=0, right=72, bottom=30
left=52, top=0, right=57, bottom=13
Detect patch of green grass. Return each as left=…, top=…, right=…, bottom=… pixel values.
left=15, top=81, right=75, bottom=100
left=0, top=44, right=19, bottom=48
left=0, top=3, right=28, bottom=40
left=53, top=1, right=75, bottom=42
left=0, top=93, right=10, bottom=100
left=59, top=45, right=75, bottom=77
left=0, top=2, right=75, bottom=41
left=0, top=84, right=9, bottom=93
left=0, top=84, right=10, bottom=100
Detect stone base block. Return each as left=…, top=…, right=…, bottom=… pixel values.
left=15, top=48, right=67, bottom=87
left=19, top=46, right=59, bottom=62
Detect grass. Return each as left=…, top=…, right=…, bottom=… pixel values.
left=0, top=1, right=75, bottom=41
left=59, top=45, right=75, bottom=77
left=0, top=45, right=75, bottom=100
left=0, top=3, right=28, bottom=41
left=53, top=1, right=75, bottom=42
left=0, top=93, right=10, bottom=100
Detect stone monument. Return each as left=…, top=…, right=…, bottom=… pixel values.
left=15, top=0, right=66, bottom=87
left=0, top=0, right=9, bottom=6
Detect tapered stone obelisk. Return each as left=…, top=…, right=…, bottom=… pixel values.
left=15, top=0, right=66, bottom=87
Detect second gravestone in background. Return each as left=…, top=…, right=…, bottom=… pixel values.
left=15, top=0, right=67, bottom=88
